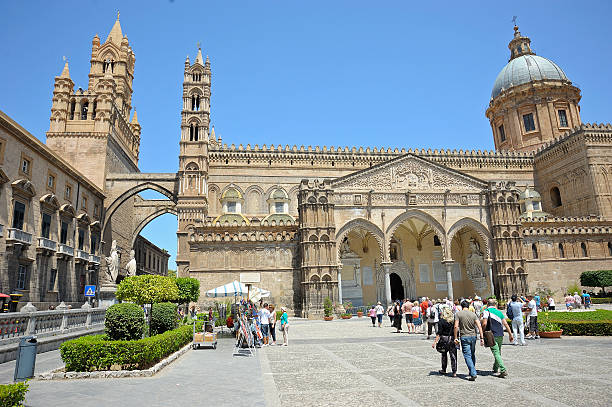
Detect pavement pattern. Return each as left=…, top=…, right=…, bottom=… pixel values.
left=2, top=317, right=611, bottom=406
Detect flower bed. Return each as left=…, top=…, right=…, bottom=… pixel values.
left=539, top=310, right=612, bottom=336
left=60, top=325, right=193, bottom=372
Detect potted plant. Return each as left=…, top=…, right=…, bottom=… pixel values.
left=343, top=301, right=354, bottom=316
left=341, top=312, right=352, bottom=319
left=538, top=320, right=563, bottom=338
left=323, top=298, right=333, bottom=321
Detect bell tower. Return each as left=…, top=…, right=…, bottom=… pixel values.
left=176, top=46, right=211, bottom=277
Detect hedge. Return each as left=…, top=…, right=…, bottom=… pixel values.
left=60, top=325, right=193, bottom=372
left=539, top=310, right=612, bottom=336
left=0, top=381, right=29, bottom=407
left=592, top=297, right=612, bottom=304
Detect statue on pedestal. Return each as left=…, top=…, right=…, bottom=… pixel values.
left=126, top=249, right=137, bottom=277
left=104, top=240, right=119, bottom=284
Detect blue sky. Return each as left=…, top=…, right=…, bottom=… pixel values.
left=2, top=1, right=611, bottom=269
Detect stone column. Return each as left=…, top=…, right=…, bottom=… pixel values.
left=337, top=266, right=343, bottom=305
left=486, top=260, right=494, bottom=297
left=443, top=261, right=454, bottom=301
left=383, top=262, right=392, bottom=305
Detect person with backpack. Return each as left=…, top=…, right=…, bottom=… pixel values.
left=581, top=290, right=591, bottom=309
left=412, top=301, right=422, bottom=334
left=427, top=299, right=440, bottom=339
left=507, top=294, right=525, bottom=346
left=432, top=306, right=457, bottom=377
left=481, top=299, right=514, bottom=378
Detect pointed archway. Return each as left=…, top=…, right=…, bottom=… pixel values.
left=390, top=273, right=404, bottom=302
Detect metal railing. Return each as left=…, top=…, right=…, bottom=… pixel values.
left=0, top=305, right=106, bottom=340
left=89, top=254, right=101, bottom=264
left=38, top=237, right=57, bottom=251
left=58, top=244, right=74, bottom=256
left=6, top=228, right=33, bottom=244
left=76, top=249, right=89, bottom=261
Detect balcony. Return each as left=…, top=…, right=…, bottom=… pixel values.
left=6, top=228, right=33, bottom=245
left=0, top=224, right=3, bottom=237
left=57, top=244, right=74, bottom=257
left=76, top=249, right=90, bottom=262
left=89, top=254, right=101, bottom=265
left=37, top=237, right=57, bottom=252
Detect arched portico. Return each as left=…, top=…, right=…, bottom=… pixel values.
left=386, top=209, right=447, bottom=260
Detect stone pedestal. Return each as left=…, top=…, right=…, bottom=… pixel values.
left=99, top=283, right=118, bottom=308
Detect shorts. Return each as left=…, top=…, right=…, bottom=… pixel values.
left=529, top=316, right=538, bottom=333
left=377, top=314, right=383, bottom=323
left=413, top=317, right=422, bottom=326
left=405, top=314, right=413, bottom=323
left=261, top=324, right=269, bottom=336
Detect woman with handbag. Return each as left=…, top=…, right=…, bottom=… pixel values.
left=432, top=306, right=457, bottom=377
left=279, top=306, right=289, bottom=346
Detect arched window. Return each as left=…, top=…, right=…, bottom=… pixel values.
left=433, top=235, right=441, bottom=246
left=581, top=242, right=588, bottom=257
left=550, top=187, right=562, bottom=207
left=191, top=95, right=195, bottom=111
left=92, top=100, right=97, bottom=120
left=608, top=242, right=612, bottom=256
left=558, top=243, right=565, bottom=258
left=189, top=124, right=194, bottom=141
left=69, top=100, right=76, bottom=120
left=81, top=101, right=89, bottom=120
left=194, top=126, right=199, bottom=141
left=531, top=243, right=538, bottom=259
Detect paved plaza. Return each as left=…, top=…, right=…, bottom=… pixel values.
left=2, top=317, right=612, bottom=406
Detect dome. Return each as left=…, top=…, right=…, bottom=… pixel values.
left=491, top=55, right=569, bottom=99
left=221, top=187, right=242, bottom=200
left=518, top=186, right=541, bottom=201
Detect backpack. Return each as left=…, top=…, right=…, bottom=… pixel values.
left=506, top=302, right=514, bottom=319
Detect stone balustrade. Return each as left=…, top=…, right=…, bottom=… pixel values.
left=38, top=237, right=58, bottom=251
left=57, top=243, right=74, bottom=257
left=6, top=228, right=33, bottom=245
left=0, top=302, right=106, bottom=341
left=89, top=254, right=101, bottom=264
left=76, top=249, right=90, bottom=261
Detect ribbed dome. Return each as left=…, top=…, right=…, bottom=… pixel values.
left=491, top=55, right=568, bottom=99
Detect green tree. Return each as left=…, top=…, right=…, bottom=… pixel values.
left=117, top=275, right=179, bottom=332
left=581, top=270, right=612, bottom=295
left=175, top=277, right=200, bottom=306
left=167, top=269, right=177, bottom=278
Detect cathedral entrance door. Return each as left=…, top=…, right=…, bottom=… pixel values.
left=390, top=273, right=404, bottom=301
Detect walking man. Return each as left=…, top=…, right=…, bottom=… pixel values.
left=454, top=300, right=484, bottom=381
left=525, top=295, right=539, bottom=339
left=481, top=299, right=513, bottom=378
left=375, top=302, right=385, bottom=328
left=427, top=300, right=440, bottom=339
left=508, top=295, right=525, bottom=346
left=258, top=303, right=271, bottom=346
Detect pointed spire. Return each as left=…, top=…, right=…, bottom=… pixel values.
left=195, top=44, right=204, bottom=65
left=106, top=11, right=123, bottom=44
left=205, top=55, right=210, bottom=66
left=60, top=60, right=70, bottom=78
left=210, top=125, right=216, bottom=141
left=131, top=109, right=139, bottom=125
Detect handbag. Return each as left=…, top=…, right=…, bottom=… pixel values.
left=483, top=313, right=495, bottom=347
left=436, top=335, right=450, bottom=353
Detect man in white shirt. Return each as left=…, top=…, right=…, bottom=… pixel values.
left=258, top=303, right=271, bottom=346
left=427, top=299, right=440, bottom=339
left=525, top=294, right=539, bottom=339
left=375, top=302, right=385, bottom=328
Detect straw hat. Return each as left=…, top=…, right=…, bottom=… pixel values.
left=281, top=306, right=287, bottom=311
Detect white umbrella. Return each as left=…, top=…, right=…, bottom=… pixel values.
left=205, top=280, right=271, bottom=299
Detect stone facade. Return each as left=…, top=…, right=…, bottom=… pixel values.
left=133, top=235, right=169, bottom=276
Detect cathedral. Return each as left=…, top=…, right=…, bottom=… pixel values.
left=2, top=16, right=611, bottom=314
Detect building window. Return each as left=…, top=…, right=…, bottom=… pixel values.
left=550, top=187, right=562, bottom=207
left=531, top=243, right=538, bottom=259
left=91, top=234, right=99, bottom=254
left=433, top=235, right=441, bottom=246
left=581, top=242, right=588, bottom=257
left=17, top=265, right=28, bottom=290
left=274, top=202, right=284, bottom=213
left=533, top=201, right=541, bottom=211
left=559, top=243, right=565, bottom=258
left=78, top=229, right=85, bottom=251
left=65, top=184, right=72, bottom=200
left=69, top=100, right=76, bottom=120
left=49, top=268, right=57, bottom=291
left=498, top=124, right=506, bottom=142
left=60, top=221, right=69, bottom=244
left=93, top=204, right=99, bottom=217
left=47, top=172, right=56, bottom=191
left=41, top=213, right=52, bottom=239
left=20, top=154, right=32, bottom=176
left=522, top=113, right=536, bottom=132
left=558, top=109, right=568, bottom=127
left=227, top=202, right=237, bottom=213
left=81, top=101, right=89, bottom=120
left=81, top=196, right=88, bottom=211
left=12, top=201, right=26, bottom=230
left=608, top=242, right=612, bottom=256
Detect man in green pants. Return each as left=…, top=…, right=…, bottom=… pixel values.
left=481, top=299, right=514, bottom=378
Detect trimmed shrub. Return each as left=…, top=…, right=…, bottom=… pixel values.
left=105, top=303, right=145, bottom=341
left=0, top=381, right=29, bottom=407
left=175, top=277, right=200, bottom=305
left=60, top=325, right=193, bottom=372
left=116, top=275, right=179, bottom=306
left=150, top=302, right=178, bottom=336
left=539, top=310, right=612, bottom=336
left=552, top=321, right=612, bottom=336
left=592, top=297, right=612, bottom=304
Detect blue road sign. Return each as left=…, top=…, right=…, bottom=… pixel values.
left=84, top=285, right=96, bottom=297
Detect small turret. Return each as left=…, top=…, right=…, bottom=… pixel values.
left=60, top=61, right=71, bottom=79
left=508, top=25, right=534, bottom=61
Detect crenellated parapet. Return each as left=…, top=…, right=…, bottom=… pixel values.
left=535, top=123, right=612, bottom=161
left=521, top=215, right=612, bottom=236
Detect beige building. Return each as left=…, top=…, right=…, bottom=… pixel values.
left=4, top=17, right=611, bottom=315
left=134, top=235, right=170, bottom=276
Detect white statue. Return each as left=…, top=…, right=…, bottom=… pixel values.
left=354, top=264, right=361, bottom=286
left=339, top=237, right=351, bottom=257
left=466, top=237, right=487, bottom=291
left=104, top=240, right=119, bottom=283
left=126, top=249, right=137, bottom=277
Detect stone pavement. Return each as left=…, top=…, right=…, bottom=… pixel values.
left=1, top=317, right=611, bottom=406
